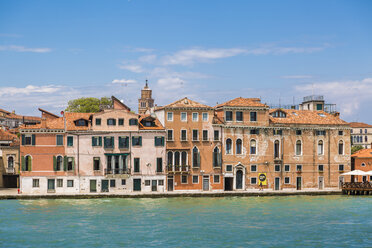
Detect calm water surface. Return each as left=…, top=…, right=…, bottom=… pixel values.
left=0, top=195, right=371, bottom=247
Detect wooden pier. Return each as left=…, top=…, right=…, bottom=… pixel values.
left=342, top=182, right=372, bottom=195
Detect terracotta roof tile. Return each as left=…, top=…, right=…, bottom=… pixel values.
left=216, top=97, right=267, bottom=108
left=352, top=148, right=372, bottom=158
left=269, top=109, right=349, bottom=125
left=0, top=129, right=17, bottom=141
left=163, top=97, right=212, bottom=109
left=139, top=115, right=164, bottom=130
left=65, top=112, right=92, bottom=131
left=349, top=122, right=372, bottom=128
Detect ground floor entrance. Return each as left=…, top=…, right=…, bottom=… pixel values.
left=133, top=178, right=141, bottom=191
left=167, top=176, right=173, bottom=191
left=101, top=179, right=109, bottom=192
left=236, top=170, right=243, bottom=189
left=318, top=177, right=324, bottom=190
left=2, top=175, right=18, bottom=188
left=296, top=177, right=302, bottom=190
left=203, top=175, right=209, bottom=191
left=90, top=180, right=97, bottom=192
left=224, top=177, right=233, bottom=191
left=275, top=177, right=280, bottom=190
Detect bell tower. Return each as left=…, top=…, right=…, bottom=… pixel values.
left=138, top=80, right=154, bottom=114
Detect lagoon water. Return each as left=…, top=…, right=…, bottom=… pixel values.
left=0, top=196, right=371, bottom=247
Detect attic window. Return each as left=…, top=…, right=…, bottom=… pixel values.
left=318, top=113, right=326, bottom=117
left=272, top=111, right=286, bottom=118
left=144, top=121, right=154, bottom=127
left=75, top=119, right=88, bottom=126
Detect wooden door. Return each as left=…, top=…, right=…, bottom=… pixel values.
left=133, top=179, right=141, bottom=191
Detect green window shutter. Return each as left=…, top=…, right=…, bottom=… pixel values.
left=92, top=137, right=95, bottom=146
left=99, top=137, right=102, bottom=146
left=139, top=136, right=142, bottom=146
left=63, top=156, right=67, bottom=171
left=29, top=158, right=32, bottom=171
left=161, top=137, right=165, bottom=146
left=31, top=134, right=36, bottom=145
left=126, top=137, right=129, bottom=148
left=21, top=156, right=25, bottom=171
left=154, top=137, right=156, bottom=146
left=104, top=137, right=107, bottom=148
left=111, top=137, right=114, bottom=148
left=132, top=136, right=134, bottom=145
left=21, top=135, right=25, bottom=145
left=53, top=156, right=57, bottom=171
left=119, top=137, right=122, bottom=148
left=197, top=152, right=201, bottom=167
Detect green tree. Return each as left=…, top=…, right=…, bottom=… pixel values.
left=65, top=97, right=111, bottom=113
left=351, top=145, right=364, bottom=154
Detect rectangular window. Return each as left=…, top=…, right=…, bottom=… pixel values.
left=110, top=179, right=116, bottom=187
left=284, top=165, right=290, bottom=172
left=284, top=177, right=290, bottom=184
left=154, top=137, right=165, bottom=147
left=251, top=177, right=257, bottom=184
left=338, top=130, right=343, bottom=136
left=67, top=136, right=73, bottom=147
left=296, top=130, right=302, bottom=135
left=145, top=180, right=151, bottom=186
left=57, top=179, right=63, bottom=187
left=318, top=164, right=324, bottom=172
left=214, top=130, right=220, bottom=141
left=25, top=135, right=32, bottom=145
left=56, top=135, right=63, bottom=146
left=132, top=136, right=142, bottom=146
left=225, top=111, right=233, bottom=121
left=192, top=113, right=198, bottom=122
left=95, top=118, right=101, bottom=126
left=236, top=111, right=243, bottom=121
left=202, top=130, right=208, bottom=141
left=250, top=112, right=257, bottom=121
left=167, top=112, right=173, bottom=121
left=202, top=113, right=208, bottom=122
left=67, top=180, right=74, bottom=187
left=273, top=130, right=283, bottom=135
left=296, top=165, right=302, bottom=171
left=32, top=179, right=39, bottom=187
left=121, top=179, right=126, bottom=185
left=275, top=164, right=281, bottom=172
left=92, top=136, right=102, bottom=147
left=251, top=165, right=257, bottom=172
left=119, top=136, right=129, bottom=149
left=107, top=118, right=116, bottom=126
left=181, top=175, right=188, bottom=184
left=118, top=118, right=124, bottom=126
left=181, top=112, right=187, bottom=122
left=316, top=130, right=326, bottom=136
left=67, top=157, right=74, bottom=171
left=156, top=158, right=163, bottom=172
left=158, top=180, right=164, bottom=186
left=226, top=165, right=233, bottom=172
left=192, top=130, right=198, bottom=141
left=134, top=158, right=140, bottom=173
left=250, top=129, right=259, bottom=135
left=192, top=175, right=199, bottom=184
left=104, top=137, right=114, bottom=149
left=181, top=130, right=187, bottom=141
left=339, top=164, right=344, bottom=171
left=129, top=119, right=138, bottom=126
left=214, top=175, right=220, bottom=183
left=93, top=157, right=100, bottom=171
left=167, top=130, right=173, bottom=141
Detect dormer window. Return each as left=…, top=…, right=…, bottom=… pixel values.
left=144, top=121, right=153, bottom=127
left=75, top=119, right=88, bottom=126
left=272, top=111, right=286, bottom=118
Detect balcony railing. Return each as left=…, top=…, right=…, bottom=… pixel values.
left=166, top=165, right=190, bottom=173
left=5, top=167, right=15, bottom=174
left=105, top=168, right=131, bottom=175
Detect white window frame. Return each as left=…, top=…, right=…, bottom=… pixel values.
left=192, top=112, right=198, bottom=122
left=318, top=140, right=324, bottom=155
left=226, top=164, right=233, bottom=172
left=284, top=177, right=290, bottom=184
left=192, top=175, right=199, bottom=184
left=25, top=134, right=32, bottom=145
left=202, top=112, right=208, bottom=122
left=192, top=129, right=199, bottom=141
left=250, top=164, right=257, bottom=172
left=167, top=129, right=174, bottom=141
left=295, top=140, right=302, bottom=156
left=318, top=164, right=324, bottom=172
left=274, top=164, right=281, bottom=172
left=284, top=164, right=290, bottom=172
left=181, top=112, right=187, bottom=122
left=167, top=112, right=173, bottom=122
left=225, top=111, right=233, bottom=122
left=202, top=130, right=208, bottom=141
left=180, top=129, right=187, bottom=141
left=181, top=175, right=188, bottom=184
left=250, top=177, right=257, bottom=185
left=225, top=138, right=233, bottom=155
left=213, top=175, right=220, bottom=184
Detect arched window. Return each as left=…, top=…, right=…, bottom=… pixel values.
left=274, top=140, right=280, bottom=158
left=250, top=139, right=256, bottom=155
left=192, top=147, right=200, bottom=167
left=236, top=139, right=242, bottom=154
left=174, top=151, right=180, bottom=166
left=296, top=140, right=302, bottom=156
left=226, top=139, right=232, bottom=154
left=213, top=147, right=220, bottom=167
left=318, top=140, right=324, bottom=155
left=25, top=155, right=32, bottom=171
left=56, top=155, right=63, bottom=171
left=338, top=140, right=344, bottom=155
left=181, top=151, right=187, bottom=166
left=167, top=151, right=173, bottom=166
left=8, top=157, right=14, bottom=168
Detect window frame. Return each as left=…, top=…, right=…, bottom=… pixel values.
left=181, top=129, right=187, bottom=141
left=181, top=112, right=187, bottom=122
left=225, top=111, right=233, bottom=122
left=192, top=112, right=198, bottom=122
left=181, top=175, right=188, bottom=184
left=192, top=175, right=199, bottom=184
left=167, top=112, right=173, bottom=122
left=250, top=177, right=257, bottom=185
left=213, top=175, right=220, bottom=184
left=251, top=165, right=257, bottom=172
left=202, top=112, right=208, bottom=122
left=250, top=111, right=257, bottom=122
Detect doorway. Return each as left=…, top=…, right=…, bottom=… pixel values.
left=167, top=176, right=174, bottom=191
left=133, top=179, right=141, bottom=191
left=101, top=179, right=109, bottom=192
left=236, top=170, right=243, bottom=189
left=296, top=177, right=302, bottom=190
left=47, top=179, right=55, bottom=193
left=318, top=177, right=324, bottom=190
left=275, top=177, right=280, bottom=190
left=224, top=177, right=233, bottom=191
left=203, top=175, right=209, bottom=191
left=151, top=180, right=157, bottom=192
left=90, top=180, right=97, bottom=192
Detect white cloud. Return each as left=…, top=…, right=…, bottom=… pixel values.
left=282, top=75, right=313, bottom=79
left=138, top=54, right=157, bottom=63
left=0, top=85, right=62, bottom=96
left=157, top=77, right=185, bottom=90
left=0, top=45, right=51, bottom=53
left=130, top=47, right=155, bottom=53
left=118, top=64, right=144, bottom=73
left=112, top=79, right=137, bottom=84
left=295, top=78, right=372, bottom=116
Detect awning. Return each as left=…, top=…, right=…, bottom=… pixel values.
left=104, top=153, right=130, bottom=156
left=340, top=170, right=368, bottom=176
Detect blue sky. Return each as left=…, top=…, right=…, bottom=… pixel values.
left=0, top=0, right=371, bottom=123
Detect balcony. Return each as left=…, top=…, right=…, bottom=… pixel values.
left=166, top=165, right=190, bottom=174
left=5, top=167, right=16, bottom=174
left=105, top=168, right=131, bottom=175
